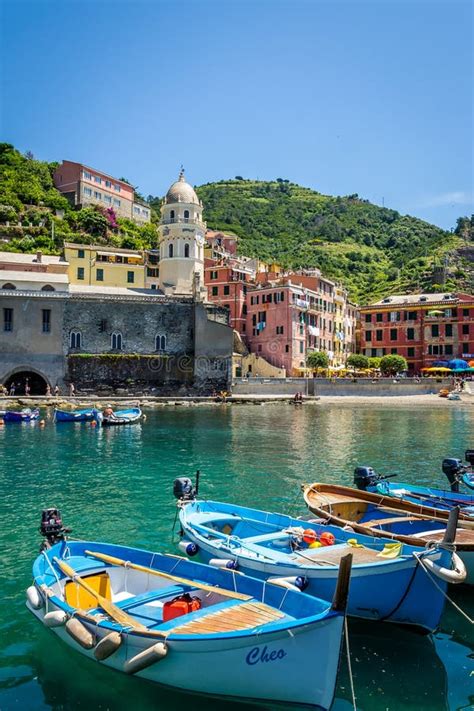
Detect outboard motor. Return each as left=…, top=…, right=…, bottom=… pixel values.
left=441, top=458, right=464, bottom=492
left=354, top=466, right=379, bottom=491
left=39, top=508, right=71, bottom=551
left=173, top=477, right=196, bottom=501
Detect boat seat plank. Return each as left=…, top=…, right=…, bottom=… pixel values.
left=360, top=516, right=422, bottom=527
left=295, top=544, right=381, bottom=565
left=170, top=601, right=285, bottom=635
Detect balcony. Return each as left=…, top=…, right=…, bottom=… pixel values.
left=160, top=217, right=207, bottom=229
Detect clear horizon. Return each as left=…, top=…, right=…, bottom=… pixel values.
left=1, top=0, right=472, bottom=230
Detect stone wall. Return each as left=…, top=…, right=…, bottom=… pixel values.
left=67, top=354, right=194, bottom=393
left=232, top=377, right=454, bottom=396
left=63, top=297, right=194, bottom=355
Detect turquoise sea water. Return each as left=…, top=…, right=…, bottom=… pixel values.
left=0, top=402, right=473, bottom=711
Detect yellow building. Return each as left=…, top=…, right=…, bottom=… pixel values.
left=64, top=243, right=145, bottom=288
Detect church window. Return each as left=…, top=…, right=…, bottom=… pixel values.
left=169, top=244, right=173, bottom=258
left=184, top=210, right=189, bottom=219
left=170, top=210, right=175, bottom=219
left=184, top=243, right=190, bottom=258
left=155, top=334, right=167, bottom=351
left=111, top=332, right=123, bottom=350
left=70, top=330, right=82, bottom=349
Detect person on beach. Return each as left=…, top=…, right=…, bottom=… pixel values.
left=54, top=385, right=60, bottom=396
left=9, top=382, right=16, bottom=396
left=45, top=384, right=51, bottom=396
left=69, top=383, right=75, bottom=397
left=25, top=379, right=30, bottom=396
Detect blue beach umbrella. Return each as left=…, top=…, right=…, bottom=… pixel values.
left=448, top=359, right=469, bottom=370
left=432, top=360, right=449, bottom=367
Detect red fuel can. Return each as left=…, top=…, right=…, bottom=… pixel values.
left=163, top=593, right=202, bottom=622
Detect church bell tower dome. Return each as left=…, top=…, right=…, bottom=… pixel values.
left=165, top=168, right=200, bottom=206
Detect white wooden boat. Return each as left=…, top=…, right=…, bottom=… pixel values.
left=27, top=536, right=351, bottom=709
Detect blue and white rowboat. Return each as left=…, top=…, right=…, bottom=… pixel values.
left=54, top=408, right=99, bottom=423
left=177, top=497, right=466, bottom=634
left=27, top=539, right=349, bottom=709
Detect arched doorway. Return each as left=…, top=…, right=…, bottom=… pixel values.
left=4, top=370, right=49, bottom=395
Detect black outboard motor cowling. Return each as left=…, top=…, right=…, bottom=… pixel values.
left=354, top=466, right=379, bottom=490
left=39, top=508, right=71, bottom=550
left=173, top=477, right=196, bottom=501
left=441, top=458, right=463, bottom=492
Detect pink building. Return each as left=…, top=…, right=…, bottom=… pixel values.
left=245, top=272, right=356, bottom=375
left=53, top=161, right=150, bottom=224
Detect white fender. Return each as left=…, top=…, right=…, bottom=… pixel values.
left=268, top=576, right=301, bottom=592
left=178, top=540, right=199, bottom=556
left=209, top=558, right=238, bottom=570
left=124, top=642, right=168, bottom=674
left=26, top=585, right=43, bottom=609
left=65, top=618, right=95, bottom=649
left=422, top=551, right=466, bottom=584
left=44, top=610, right=68, bottom=627
left=94, top=631, right=122, bottom=661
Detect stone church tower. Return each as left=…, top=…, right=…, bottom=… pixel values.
left=158, top=169, right=206, bottom=297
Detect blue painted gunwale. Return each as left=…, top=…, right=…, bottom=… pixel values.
left=373, top=480, right=474, bottom=514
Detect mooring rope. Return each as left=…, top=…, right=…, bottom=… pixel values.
left=344, top=617, right=357, bottom=711
left=414, top=552, right=473, bottom=624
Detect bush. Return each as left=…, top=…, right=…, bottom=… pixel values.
left=380, top=354, right=408, bottom=375
left=368, top=356, right=381, bottom=369
left=347, top=354, right=369, bottom=370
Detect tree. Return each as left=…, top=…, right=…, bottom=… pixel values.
left=77, top=207, right=108, bottom=237
left=347, top=353, right=369, bottom=370
left=368, top=356, right=381, bottom=370
left=380, top=354, right=408, bottom=375
left=307, top=351, right=329, bottom=370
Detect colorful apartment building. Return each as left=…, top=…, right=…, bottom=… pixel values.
left=245, top=273, right=357, bottom=375
left=360, top=292, right=474, bottom=371
left=53, top=161, right=151, bottom=224
left=64, top=243, right=146, bottom=288
left=205, top=259, right=253, bottom=334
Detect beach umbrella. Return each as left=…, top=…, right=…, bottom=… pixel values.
left=432, top=360, right=450, bottom=367
left=421, top=367, right=452, bottom=372
left=428, top=309, right=445, bottom=316
left=452, top=367, right=474, bottom=373
left=448, top=359, right=469, bottom=370
left=469, top=360, right=474, bottom=368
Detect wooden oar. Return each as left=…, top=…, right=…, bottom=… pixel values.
left=85, top=550, right=251, bottom=602
left=53, top=557, right=148, bottom=631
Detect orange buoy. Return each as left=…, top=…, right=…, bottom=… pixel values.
left=303, top=529, right=318, bottom=544
left=320, top=531, right=335, bottom=547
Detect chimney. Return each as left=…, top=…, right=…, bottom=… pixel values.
left=36, top=251, right=42, bottom=263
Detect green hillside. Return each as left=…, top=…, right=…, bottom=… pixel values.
left=0, top=143, right=158, bottom=254
left=0, top=144, right=471, bottom=303
left=191, top=179, right=471, bottom=303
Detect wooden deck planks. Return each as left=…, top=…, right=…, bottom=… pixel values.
left=295, top=544, right=381, bottom=565
left=170, top=601, right=285, bottom=635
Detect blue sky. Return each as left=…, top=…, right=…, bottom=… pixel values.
left=1, top=0, right=472, bottom=229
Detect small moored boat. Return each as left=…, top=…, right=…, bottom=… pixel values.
left=4, top=408, right=40, bottom=423
left=100, top=407, right=142, bottom=427
left=175, top=481, right=465, bottom=634
left=303, top=482, right=474, bottom=584
left=354, top=461, right=474, bottom=514
left=27, top=509, right=350, bottom=710
left=54, top=408, right=99, bottom=423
